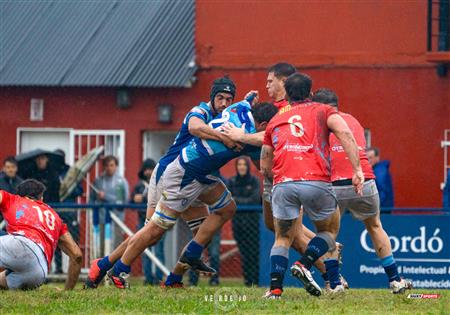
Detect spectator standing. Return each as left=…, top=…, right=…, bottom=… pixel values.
left=0, top=156, right=23, bottom=235
left=131, top=158, right=166, bottom=285
left=91, top=156, right=129, bottom=250
left=367, top=147, right=394, bottom=208
left=227, top=156, right=261, bottom=286
left=0, top=156, right=23, bottom=193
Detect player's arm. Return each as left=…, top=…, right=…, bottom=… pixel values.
left=222, top=124, right=265, bottom=147
left=327, top=114, right=364, bottom=194
left=260, top=145, right=274, bottom=180
left=58, top=232, right=82, bottom=290
left=188, top=116, right=240, bottom=150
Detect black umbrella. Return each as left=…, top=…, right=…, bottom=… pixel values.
left=16, top=149, right=65, bottom=178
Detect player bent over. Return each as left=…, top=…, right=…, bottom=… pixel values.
left=0, top=179, right=82, bottom=290
left=105, top=101, right=277, bottom=289
left=312, top=88, right=412, bottom=294
left=261, top=73, right=364, bottom=299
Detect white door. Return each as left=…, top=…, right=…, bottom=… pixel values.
left=17, top=128, right=73, bottom=164
left=143, top=131, right=178, bottom=161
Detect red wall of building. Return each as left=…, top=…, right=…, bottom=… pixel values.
left=195, top=0, right=450, bottom=207
left=196, top=1, right=429, bottom=67
left=0, top=1, right=448, bottom=207
left=0, top=86, right=211, bottom=183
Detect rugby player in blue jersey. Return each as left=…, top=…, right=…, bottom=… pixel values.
left=85, top=77, right=242, bottom=288
left=106, top=101, right=278, bottom=289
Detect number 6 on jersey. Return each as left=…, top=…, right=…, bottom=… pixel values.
left=288, top=115, right=304, bottom=137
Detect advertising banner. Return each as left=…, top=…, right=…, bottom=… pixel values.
left=259, top=213, right=450, bottom=288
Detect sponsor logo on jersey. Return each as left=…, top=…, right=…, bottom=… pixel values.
left=283, top=143, right=314, bottom=153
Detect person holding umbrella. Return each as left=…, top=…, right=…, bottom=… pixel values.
left=17, top=150, right=63, bottom=203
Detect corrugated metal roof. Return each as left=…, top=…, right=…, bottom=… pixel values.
left=0, top=0, right=196, bottom=88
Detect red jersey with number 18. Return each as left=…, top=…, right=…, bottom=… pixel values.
left=0, top=190, right=68, bottom=267
left=329, top=112, right=375, bottom=181
left=264, top=101, right=338, bottom=185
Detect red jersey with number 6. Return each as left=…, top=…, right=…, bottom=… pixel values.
left=0, top=190, right=68, bottom=267
left=264, top=101, right=338, bottom=185
left=329, top=112, right=375, bottom=181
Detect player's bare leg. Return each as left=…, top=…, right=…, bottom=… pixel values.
left=194, top=184, right=236, bottom=245
left=105, top=203, right=178, bottom=289
left=191, top=202, right=235, bottom=245
left=120, top=222, right=167, bottom=266
left=363, top=214, right=412, bottom=293
left=108, top=205, right=160, bottom=263
left=363, top=214, right=392, bottom=258
left=88, top=204, right=212, bottom=289
left=0, top=271, right=8, bottom=289
left=263, top=199, right=275, bottom=231
left=176, top=183, right=236, bottom=278
left=264, top=200, right=328, bottom=278
left=163, top=206, right=209, bottom=287
left=85, top=206, right=159, bottom=288
left=264, top=217, right=297, bottom=299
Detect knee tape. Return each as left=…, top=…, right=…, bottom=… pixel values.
left=316, top=232, right=336, bottom=252
left=186, top=216, right=207, bottom=232
left=208, top=189, right=233, bottom=212
left=150, top=204, right=177, bottom=230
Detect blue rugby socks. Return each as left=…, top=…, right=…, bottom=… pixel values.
left=97, top=256, right=113, bottom=271
left=381, top=255, right=401, bottom=282
left=165, top=272, right=183, bottom=285
left=183, top=240, right=204, bottom=259
left=299, top=236, right=330, bottom=269
left=113, top=259, right=131, bottom=276
left=270, top=246, right=289, bottom=291
left=324, top=259, right=341, bottom=289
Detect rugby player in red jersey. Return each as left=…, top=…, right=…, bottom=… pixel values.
left=0, top=179, right=82, bottom=290
left=260, top=73, right=364, bottom=299
left=223, top=63, right=348, bottom=289
left=312, top=88, right=412, bottom=294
